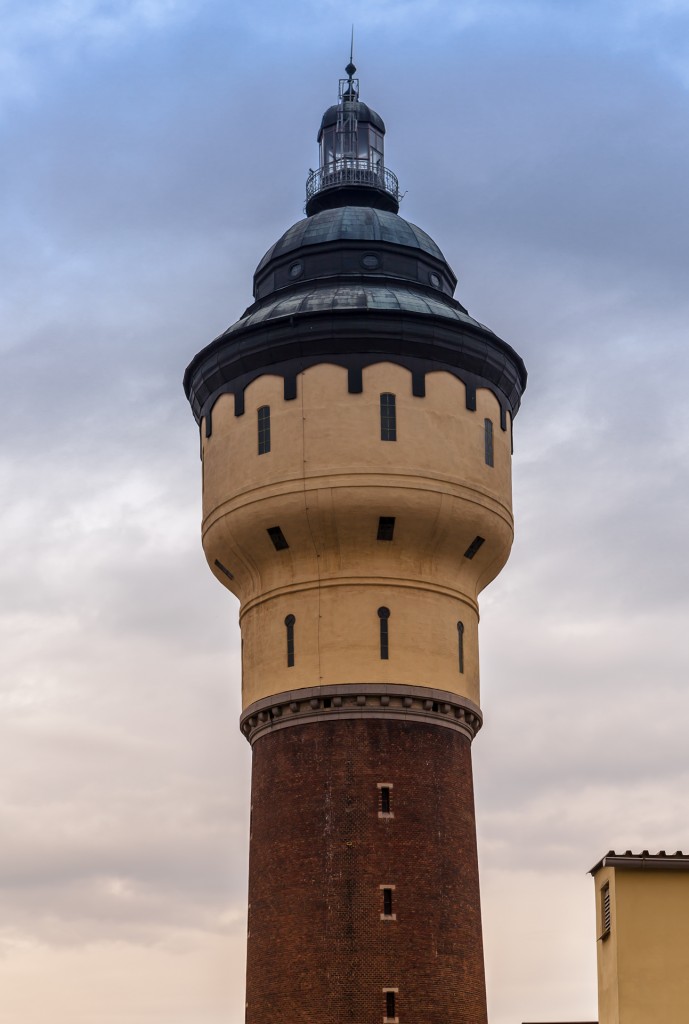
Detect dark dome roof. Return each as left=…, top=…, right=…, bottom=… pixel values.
left=318, top=101, right=385, bottom=139
left=256, top=207, right=447, bottom=274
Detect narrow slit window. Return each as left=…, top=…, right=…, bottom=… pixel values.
left=378, top=607, right=390, bottom=659
left=378, top=784, right=393, bottom=816
left=214, top=559, right=235, bottom=581
left=382, top=887, right=393, bottom=916
left=258, top=405, right=271, bottom=454
left=380, top=393, right=397, bottom=441
left=601, top=882, right=611, bottom=938
left=284, top=615, right=295, bottom=667
left=267, top=526, right=289, bottom=551
left=457, top=621, right=465, bottom=673
left=377, top=516, right=396, bottom=541
left=384, top=990, right=397, bottom=1021
left=463, top=536, right=485, bottom=560
left=484, top=417, right=494, bottom=466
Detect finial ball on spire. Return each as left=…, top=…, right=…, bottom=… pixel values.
left=346, top=61, right=356, bottom=78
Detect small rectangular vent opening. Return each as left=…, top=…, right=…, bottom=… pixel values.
left=377, top=516, right=396, bottom=541
left=463, top=536, right=485, bottom=560
left=601, top=882, right=611, bottom=938
left=214, top=559, right=235, bottom=580
left=267, top=526, right=289, bottom=551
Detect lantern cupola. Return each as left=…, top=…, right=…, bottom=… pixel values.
left=305, top=61, right=400, bottom=216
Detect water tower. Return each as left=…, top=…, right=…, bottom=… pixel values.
left=184, top=62, right=527, bottom=1023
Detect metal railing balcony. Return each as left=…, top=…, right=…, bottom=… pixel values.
left=306, top=160, right=400, bottom=204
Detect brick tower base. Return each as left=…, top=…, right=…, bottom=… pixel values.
left=245, top=714, right=487, bottom=1024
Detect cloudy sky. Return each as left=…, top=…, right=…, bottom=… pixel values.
left=2, top=1, right=688, bottom=1021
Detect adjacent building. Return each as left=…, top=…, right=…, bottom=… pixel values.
left=590, top=850, right=689, bottom=1024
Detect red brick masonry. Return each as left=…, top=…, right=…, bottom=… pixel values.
left=246, top=717, right=487, bottom=1023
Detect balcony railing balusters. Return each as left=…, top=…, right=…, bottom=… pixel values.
left=306, top=160, right=400, bottom=203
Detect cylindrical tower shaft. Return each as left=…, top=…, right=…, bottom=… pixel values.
left=184, top=63, right=527, bottom=1023
left=247, top=719, right=486, bottom=1024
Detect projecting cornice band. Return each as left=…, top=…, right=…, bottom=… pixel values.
left=184, top=307, right=527, bottom=429
left=239, top=684, right=483, bottom=745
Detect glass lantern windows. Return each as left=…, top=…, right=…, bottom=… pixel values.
left=320, top=121, right=384, bottom=173
left=357, top=127, right=370, bottom=159
left=356, top=124, right=384, bottom=168
left=368, top=126, right=384, bottom=172
left=321, top=126, right=355, bottom=169
left=322, top=127, right=336, bottom=169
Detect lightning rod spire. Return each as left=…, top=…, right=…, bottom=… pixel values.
left=346, top=25, right=356, bottom=82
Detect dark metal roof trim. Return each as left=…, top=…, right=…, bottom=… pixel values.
left=304, top=179, right=400, bottom=217
left=254, top=240, right=457, bottom=303
left=589, top=850, right=689, bottom=875
left=238, top=283, right=474, bottom=330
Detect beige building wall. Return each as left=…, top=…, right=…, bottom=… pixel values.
left=201, top=362, right=514, bottom=710
left=594, top=866, right=620, bottom=1024
left=593, top=858, right=689, bottom=1024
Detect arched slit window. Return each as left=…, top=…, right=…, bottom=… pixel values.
left=258, top=405, right=271, bottom=454
left=457, top=621, right=465, bottom=674
left=380, top=394, right=397, bottom=441
left=378, top=607, right=390, bottom=659
left=484, top=417, right=494, bottom=467
left=284, top=614, right=295, bottom=667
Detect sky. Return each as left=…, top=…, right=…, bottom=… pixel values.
left=1, top=0, right=688, bottom=1021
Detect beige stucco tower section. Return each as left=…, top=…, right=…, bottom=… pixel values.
left=202, top=361, right=512, bottom=712
left=591, top=851, right=689, bottom=1024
